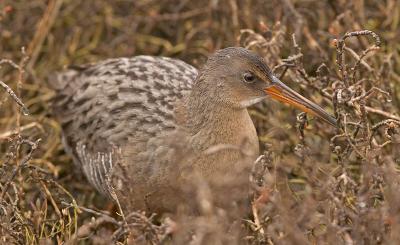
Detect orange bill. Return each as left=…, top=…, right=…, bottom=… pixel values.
left=265, top=76, right=337, bottom=127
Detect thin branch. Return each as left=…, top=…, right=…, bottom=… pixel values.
left=0, top=80, right=29, bottom=115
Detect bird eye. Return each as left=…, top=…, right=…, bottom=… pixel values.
left=243, top=72, right=255, bottom=83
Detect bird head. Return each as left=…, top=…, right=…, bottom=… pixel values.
left=201, top=47, right=337, bottom=127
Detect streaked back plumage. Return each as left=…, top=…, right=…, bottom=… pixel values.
left=51, top=56, right=197, bottom=198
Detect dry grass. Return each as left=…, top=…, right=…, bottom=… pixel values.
left=1, top=0, right=400, bottom=244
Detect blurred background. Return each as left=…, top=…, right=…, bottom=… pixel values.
left=1, top=0, right=400, bottom=244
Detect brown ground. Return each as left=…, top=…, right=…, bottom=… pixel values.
left=1, top=0, right=400, bottom=244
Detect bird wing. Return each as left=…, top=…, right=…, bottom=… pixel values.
left=50, top=56, right=198, bottom=197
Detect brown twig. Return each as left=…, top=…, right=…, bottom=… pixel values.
left=334, top=30, right=381, bottom=87
left=1, top=138, right=41, bottom=200
left=0, top=80, right=29, bottom=115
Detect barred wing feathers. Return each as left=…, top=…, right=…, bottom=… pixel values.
left=51, top=56, right=198, bottom=196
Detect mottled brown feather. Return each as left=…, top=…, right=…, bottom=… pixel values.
left=51, top=56, right=197, bottom=199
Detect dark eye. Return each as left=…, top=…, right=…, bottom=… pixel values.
left=243, top=72, right=255, bottom=83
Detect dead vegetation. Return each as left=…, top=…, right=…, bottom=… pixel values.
left=1, top=0, right=400, bottom=244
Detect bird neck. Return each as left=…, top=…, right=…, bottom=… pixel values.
left=186, top=76, right=258, bottom=153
